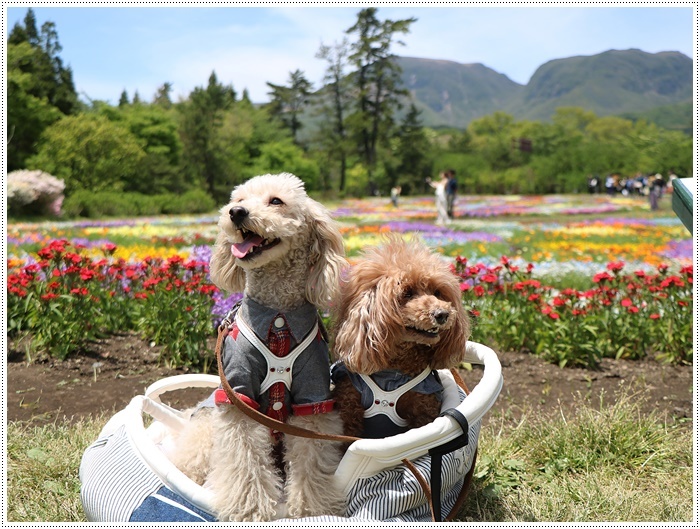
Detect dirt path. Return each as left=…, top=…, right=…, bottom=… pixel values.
left=7, top=332, right=692, bottom=427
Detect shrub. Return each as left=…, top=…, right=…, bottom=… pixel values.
left=8, top=170, right=65, bottom=217
left=457, top=256, right=693, bottom=368
left=161, top=189, right=216, bottom=214
left=62, top=190, right=216, bottom=218
left=7, top=240, right=218, bottom=368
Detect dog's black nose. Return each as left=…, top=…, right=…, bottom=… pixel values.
left=433, top=309, right=450, bottom=325
left=229, top=206, right=249, bottom=226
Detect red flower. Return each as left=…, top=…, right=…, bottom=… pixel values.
left=65, top=253, right=82, bottom=264
left=481, top=273, right=498, bottom=284
left=650, top=313, right=661, bottom=319
left=199, top=284, right=218, bottom=295
left=660, top=276, right=685, bottom=288
left=41, top=293, right=58, bottom=301
left=620, top=298, right=633, bottom=307
left=469, top=309, right=481, bottom=318
left=9, top=287, right=27, bottom=297
left=103, top=243, right=117, bottom=254
left=627, top=306, right=639, bottom=313
left=37, top=248, right=54, bottom=260
left=606, top=261, right=625, bottom=272
left=473, top=285, right=485, bottom=297
left=593, top=272, right=613, bottom=283
left=459, top=282, right=471, bottom=292
left=80, top=268, right=96, bottom=281
left=48, top=239, right=68, bottom=252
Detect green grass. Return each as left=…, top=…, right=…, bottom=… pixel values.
left=459, top=389, right=692, bottom=522
left=7, top=417, right=105, bottom=522
left=6, top=387, right=691, bottom=522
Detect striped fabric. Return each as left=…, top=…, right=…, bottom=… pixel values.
left=79, top=385, right=478, bottom=522
left=79, top=424, right=163, bottom=522
left=342, top=419, right=480, bottom=522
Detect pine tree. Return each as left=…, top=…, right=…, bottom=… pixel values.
left=345, top=8, right=415, bottom=182
left=266, top=70, right=312, bottom=145
left=315, top=39, right=352, bottom=192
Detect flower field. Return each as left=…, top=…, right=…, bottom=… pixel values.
left=7, top=194, right=693, bottom=368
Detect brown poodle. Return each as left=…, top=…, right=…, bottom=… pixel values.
left=331, top=236, right=471, bottom=439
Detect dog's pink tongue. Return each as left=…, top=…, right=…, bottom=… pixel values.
left=231, top=235, right=264, bottom=259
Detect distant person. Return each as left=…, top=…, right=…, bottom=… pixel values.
left=649, top=173, right=665, bottom=210
left=426, top=172, right=450, bottom=225
left=605, top=174, right=615, bottom=195
left=666, top=170, right=678, bottom=193
left=390, top=185, right=402, bottom=207
left=587, top=174, right=599, bottom=194
left=445, top=169, right=458, bottom=218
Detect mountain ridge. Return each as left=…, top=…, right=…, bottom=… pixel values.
left=396, top=49, right=693, bottom=129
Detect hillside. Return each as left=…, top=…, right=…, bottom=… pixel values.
left=396, top=49, right=692, bottom=129
left=512, top=49, right=692, bottom=122
left=397, top=57, right=524, bottom=127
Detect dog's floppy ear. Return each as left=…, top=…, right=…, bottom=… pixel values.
left=432, top=277, right=471, bottom=369
left=334, top=277, right=399, bottom=374
left=209, top=231, right=246, bottom=293
left=304, top=199, right=346, bottom=310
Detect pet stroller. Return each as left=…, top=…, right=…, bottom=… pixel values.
left=79, top=341, right=502, bottom=522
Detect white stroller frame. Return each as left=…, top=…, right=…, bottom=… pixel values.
left=80, top=341, right=502, bottom=522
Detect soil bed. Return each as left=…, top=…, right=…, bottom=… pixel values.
left=7, top=332, right=692, bottom=427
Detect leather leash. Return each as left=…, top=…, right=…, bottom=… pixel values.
left=215, top=321, right=474, bottom=521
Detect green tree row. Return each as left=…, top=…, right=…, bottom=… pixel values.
left=8, top=8, right=692, bottom=208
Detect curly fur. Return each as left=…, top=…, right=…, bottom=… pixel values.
left=332, top=236, right=471, bottom=438
left=171, top=173, right=347, bottom=521
left=209, top=172, right=345, bottom=311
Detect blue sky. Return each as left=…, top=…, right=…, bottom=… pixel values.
left=6, top=5, right=695, bottom=105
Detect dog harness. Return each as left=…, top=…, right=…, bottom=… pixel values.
left=213, top=298, right=335, bottom=436
left=331, top=362, right=444, bottom=439
left=360, top=367, right=432, bottom=428
left=235, top=314, right=319, bottom=394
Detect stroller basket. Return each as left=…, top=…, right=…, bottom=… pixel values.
left=79, top=341, right=502, bottom=522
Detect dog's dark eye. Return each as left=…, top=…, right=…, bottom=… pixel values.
left=434, top=289, right=442, bottom=299
left=402, top=287, right=414, bottom=300
left=269, top=197, right=284, bottom=206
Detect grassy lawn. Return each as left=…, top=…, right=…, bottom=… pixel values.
left=7, top=388, right=692, bottom=522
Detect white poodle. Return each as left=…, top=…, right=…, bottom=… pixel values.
left=171, top=173, right=347, bottom=521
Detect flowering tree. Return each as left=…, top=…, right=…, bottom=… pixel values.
left=7, top=169, right=65, bottom=217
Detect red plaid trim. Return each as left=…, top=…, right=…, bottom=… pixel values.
left=213, top=388, right=259, bottom=410
left=292, top=399, right=335, bottom=416
left=266, top=315, right=291, bottom=427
